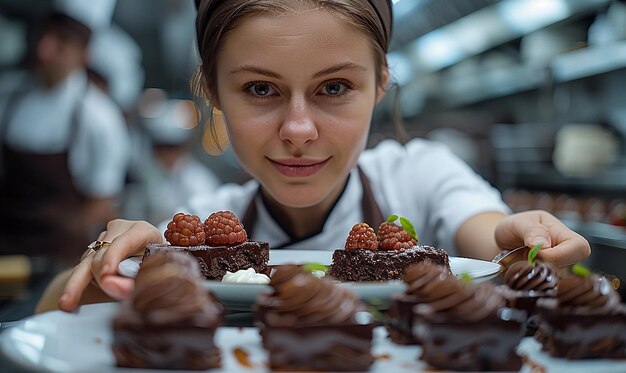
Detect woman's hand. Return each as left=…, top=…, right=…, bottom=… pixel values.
left=495, top=210, right=591, bottom=267
left=58, top=219, right=163, bottom=312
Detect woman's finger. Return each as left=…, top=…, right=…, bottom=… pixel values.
left=495, top=210, right=591, bottom=266
left=537, top=231, right=590, bottom=267
left=58, top=256, right=94, bottom=312
left=60, top=220, right=162, bottom=306
left=525, top=213, right=590, bottom=266
left=495, top=210, right=553, bottom=249
left=100, top=276, right=135, bottom=300
left=99, top=221, right=161, bottom=277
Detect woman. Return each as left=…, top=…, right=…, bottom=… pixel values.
left=41, top=0, right=590, bottom=313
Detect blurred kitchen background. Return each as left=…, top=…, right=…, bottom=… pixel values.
left=0, top=0, right=625, bottom=320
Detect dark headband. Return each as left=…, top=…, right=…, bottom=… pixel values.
left=369, top=0, right=393, bottom=49
left=195, top=0, right=393, bottom=51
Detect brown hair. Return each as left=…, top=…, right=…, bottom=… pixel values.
left=191, top=0, right=392, bottom=147
left=43, top=11, right=92, bottom=47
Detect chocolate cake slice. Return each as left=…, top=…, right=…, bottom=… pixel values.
left=329, top=245, right=450, bottom=282
left=496, top=260, right=558, bottom=336
left=143, top=211, right=269, bottom=280
left=112, top=252, right=224, bottom=370
left=414, top=276, right=526, bottom=371
left=144, top=241, right=269, bottom=280
left=255, top=265, right=375, bottom=371
left=386, top=262, right=456, bottom=345
left=535, top=268, right=626, bottom=359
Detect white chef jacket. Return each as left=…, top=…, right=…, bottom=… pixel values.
left=0, top=70, right=130, bottom=198
left=182, top=139, right=510, bottom=256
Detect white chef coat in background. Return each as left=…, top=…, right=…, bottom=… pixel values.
left=123, top=153, right=221, bottom=225
left=181, top=139, right=510, bottom=256
left=0, top=69, right=130, bottom=198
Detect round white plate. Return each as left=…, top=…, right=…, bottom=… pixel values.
left=0, top=302, right=426, bottom=373
left=517, top=337, right=626, bottom=373
left=118, top=250, right=502, bottom=309
left=4, top=304, right=622, bottom=373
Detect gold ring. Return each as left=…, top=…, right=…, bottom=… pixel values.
left=87, top=240, right=112, bottom=253
left=81, top=240, right=112, bottom=262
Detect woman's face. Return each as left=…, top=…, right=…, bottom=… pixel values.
left=215, top=7, right=385, bottom=208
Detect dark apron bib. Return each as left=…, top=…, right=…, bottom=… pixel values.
left=241, top=167, right=384, bottom=248
left=0, top=84, right=88, bottom=259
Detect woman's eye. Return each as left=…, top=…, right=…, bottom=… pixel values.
left=319, top=81, right=351, bottom=96
left=245, top=82, right=276, bottom=98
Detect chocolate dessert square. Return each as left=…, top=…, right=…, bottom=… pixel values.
left=255, top=266, right=376, bottom=371
left=497, top=257, right=559, bottom=336
left=385, top=263, right=459, bottom=345
left=533, top=268, right=626, bottom=359
left=113, top=308, right=222, bottom=370
left=386, top=294, right=420, bottom=345
left=144, top=241, right=269, bottom=280
left=497, top=286, right=547, bottom=336
left=414, top=306, right=526, bottom=371
left=112, top=252, right=224, bottom=370
left=329, top=245, right=450, bottom=282
left=256, top=320, right=375, bottom=371
left=536, top=299, right=626, bottom=359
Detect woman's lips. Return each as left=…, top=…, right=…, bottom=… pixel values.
left=269, top=157, right=330, bottom=177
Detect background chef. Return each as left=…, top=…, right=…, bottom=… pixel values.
left=0, top=0, right=130, bottom=264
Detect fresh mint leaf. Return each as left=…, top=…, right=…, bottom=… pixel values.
left=528, top=243, right=543, bottom=266
left=302, top=262, right=328, bottom=274
left=572, top=263, right=591, bottom=278
left=368, top=305, right=384, bottom=320
left=386, top=214, right=398, bottom=223
left=399, top=216, right=418, bottom=242
left=460, top=272, right=473, bottom=284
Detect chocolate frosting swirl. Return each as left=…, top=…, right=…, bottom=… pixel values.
left=131, top=252, right=223, bottom=326
left=403, top=263, right=462, bottom=310
left=404, top=263, right=505, bottom=322
left=556, top=273, right=621, bottom=313
left=261, top=266, right=366, bottom=326
left=504, top=261, right=558, bottom=293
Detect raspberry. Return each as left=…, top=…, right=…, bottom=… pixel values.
left=164, top=213, right=206, bottom=247
left=377, top=221, right=417, bottom=250
left=345, top=223, right=378, bottom=251
left=204, top=210, right=247, bottom=246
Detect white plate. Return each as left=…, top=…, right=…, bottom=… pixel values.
left=517, top=337, right=626, bottom=373
left=4, top=303, right=623, bottom=373
left=0, top=302, right=426, bottom=373
left=270, top=250, right=502, bottom=281
left=118, top=250, right=502, bottom=309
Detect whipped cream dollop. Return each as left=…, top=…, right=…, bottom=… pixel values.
left=221, top=268, right=270, bottom=284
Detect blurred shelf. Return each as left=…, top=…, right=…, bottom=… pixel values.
left=442, top=65, right=546, bottom=106
left=587, top=229, right=626, bottom=250
left=566, top=220, right=626, bottom=299
left=565, top=219, right=626, bottom=248
left=497, top=165, right=626, bottom=196
left=441, top=41, right=626, bottom=107
left=406, top=0, right=611, bottom=73
left=552, top=41, right=626, bottom=82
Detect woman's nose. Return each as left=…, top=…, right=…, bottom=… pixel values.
left=278, top=95, right=318, bottom=146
